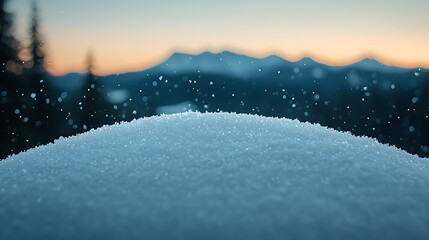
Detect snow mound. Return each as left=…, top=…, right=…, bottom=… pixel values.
left=1, top=112, right=428, bottom=240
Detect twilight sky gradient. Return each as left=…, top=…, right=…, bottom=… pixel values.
left=8, top=0, right=429, bottom=75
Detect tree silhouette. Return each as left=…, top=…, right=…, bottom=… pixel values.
left=0, top=0, right=19, bottom=74
left=0, top=0, right=23, bottom=158
left=81, top=51, right=104, bottom=130
left=26, top=0, right=53, bottom=144
left=29, top=1, right=45, bottom=73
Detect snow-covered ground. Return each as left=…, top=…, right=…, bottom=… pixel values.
left=1, top=112, right=428, bottom=240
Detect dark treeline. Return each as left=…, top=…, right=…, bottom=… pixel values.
left=0, top=0, right=111, bottom=158
left=1, top=0, right=47, bottom=156
left=1, top=1, right=428, bottom=159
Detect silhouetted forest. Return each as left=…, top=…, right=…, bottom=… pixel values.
left=1, top=0, right=428, bottom=159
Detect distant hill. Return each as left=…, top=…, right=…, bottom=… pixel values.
left=51, top=51, right=425, bottom=90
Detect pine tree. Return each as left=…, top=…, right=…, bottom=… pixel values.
left=29, top=1, right=44, bottom=74
left=27, top=0, right=52, bottom=144
left=0, top=0, right=19, bottom=74
left=0, top=0, right=22, bottom=159
left=82, top=51, right=101, bottom=130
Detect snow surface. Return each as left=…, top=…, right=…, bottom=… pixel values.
left=1, top=112, right=428, bottom=240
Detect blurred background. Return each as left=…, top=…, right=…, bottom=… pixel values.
left=1, top=0, right=428, bottom=159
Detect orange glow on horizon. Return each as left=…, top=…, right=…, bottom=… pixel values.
left=46, top=48, right=429, bottom=76
left=10, top=0, right=429, bottom=76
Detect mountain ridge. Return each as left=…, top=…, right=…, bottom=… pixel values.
left=158, top=51, right=422, bottom=73
left=51, top=51, right=426, bottom=78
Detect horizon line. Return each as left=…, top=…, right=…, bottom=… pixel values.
left=47, top=50, right=428, bottom=77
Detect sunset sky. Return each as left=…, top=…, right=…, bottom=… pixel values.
left=8, top=0, right=429, bottom=75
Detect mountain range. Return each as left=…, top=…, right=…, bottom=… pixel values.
left=51, top=51, right=426, bottom=91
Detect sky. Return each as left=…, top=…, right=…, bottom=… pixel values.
left=8, top=0, right=429, bottom=75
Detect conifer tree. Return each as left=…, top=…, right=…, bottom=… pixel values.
left=0, top=0, right=22, bottom=158
left=82, top=51, right=101, bottom=130
left=27, top=0, right=52, bottom=143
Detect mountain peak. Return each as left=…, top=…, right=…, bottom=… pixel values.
left=297, top=57, right=318, bottom=65
left=355, top=58, right=383, bottom=66
left=169, top=51, right=247, bottom=60
left=264, top=54, right=283, bottom=61
left=351, top=57, right=389, bottom=71
left=169, top=52, right=193, bottom=58
left=219, top=50, right=234, bottom=55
